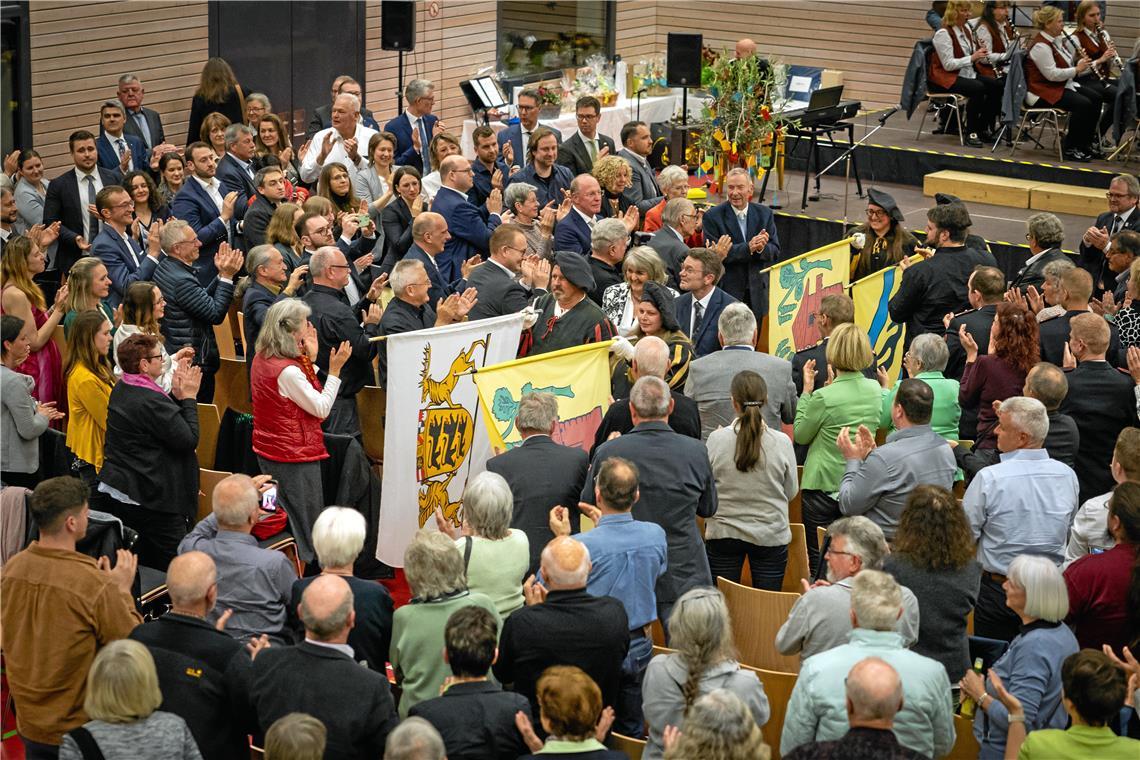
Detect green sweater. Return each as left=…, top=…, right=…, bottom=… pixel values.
left=794, top=372, right=883, bottom=493
left=879, top=371, right=961, bottom=440
left=1019, top=725, right=1140, bottom=759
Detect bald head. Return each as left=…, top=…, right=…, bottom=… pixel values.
left=735, top=38, right=757, bottom=58
left=1024, top=362, right=1068, bottom=411
left=846, top=657, right=904, bottom=726
left=213, top=474, right=259, bottom=531
left=166, top=551, right=217, bottom=609
left=632, top=335, right=669, bottom=379
left=299, top=574, right=355, bottom=641
left=540, top=536, right=591, bottom=590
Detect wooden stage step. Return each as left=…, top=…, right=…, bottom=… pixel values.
left=923, top=169, right=1105, bottom=216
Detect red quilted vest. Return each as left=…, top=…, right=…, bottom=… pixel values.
left=251, top=354, right=329, bottom=463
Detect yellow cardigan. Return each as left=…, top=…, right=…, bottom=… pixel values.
left=66, top=363, right=113, bottom=470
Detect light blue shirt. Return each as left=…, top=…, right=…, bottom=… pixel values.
left=962, top=448, right=1078, bottom=574
left=575, top=512, right=667, bottom=630
left=780, top=628, right=955, bottom=759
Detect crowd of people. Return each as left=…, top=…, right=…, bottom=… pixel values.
left=2, top=18, right=1140, bottom=760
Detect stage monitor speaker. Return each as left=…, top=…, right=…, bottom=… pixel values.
left=381, top=0, right=415, bottom=51
left=666, top=33, right=702, bottom=88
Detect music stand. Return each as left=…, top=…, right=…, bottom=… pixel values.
left=460, top=76, right=509, bottom=125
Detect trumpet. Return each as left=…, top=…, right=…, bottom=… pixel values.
left=1095, top=22, right=1123, bottom=77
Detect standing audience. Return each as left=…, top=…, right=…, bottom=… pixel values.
left=1, top=314, right=63, bottom=486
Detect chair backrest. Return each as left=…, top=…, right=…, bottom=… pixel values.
left=213, top=357, right=251, bottom=415
left=197, top=468, right=233, bottom=523
left=945, top=714, right=981, bottom=759
left=788, top=466, right=803, bottom=524
left=782, top=523, right=810, bottom=594
left=196, top=403, right=221, bottom=470
left=610, top=732, right=646, bottom=760
left=213, top=318, right=236, bottom=360
left=740, top=663, right=797, bottom=760
left=236, top=311, right=246, bottom=354
left=355, top=385, right=387, bottom=463
left=52, top=324, right=67, bottom=362
left=717, top=576, right=802, bottom=673
left=816, top=525, right=827, bottom=556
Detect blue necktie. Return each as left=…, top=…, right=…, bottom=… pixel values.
left=737, top=211, right=748, bottom=240
left=132, top=111, right=152, bottom=148
left=418, top=119, right=431, bottom=170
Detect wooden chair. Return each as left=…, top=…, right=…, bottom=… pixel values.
left=945, top=714, right=981, bottom=759
left=231, top=308, right=244, bottom=357
left=817, top=525, right=827, bottom=556
left=356, top=386, right=386, bottom=463
left=740, top=664, right=797, bottom=760
left=213, top=357, right=252, bottom=415
left=213, top=318, right=237, bottom=361
left=609, top=732, right=645, bottom=760
left=650, top=621, right=667, bottom=648
left=197, top=468, right=233, bottom=522
left=781, top=523, right=810, bottom=594
left=717, top=576, right=801, bottom=673
left=196, top=403, right=221, bottom=470
left=788, top=465, right=803, bottom=524
left=52, top=323, right=67, bottom=361
left=651, top=644, right=677, bottom=657
left=263, top=534, right=304, bottom=577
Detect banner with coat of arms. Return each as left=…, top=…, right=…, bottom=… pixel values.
left=375, top=314, right=524, bottom=567
left=849, top=256, right=919, bottom=386
left=472, top=341, right=613, bottom=454
left=766, top=238, right=851, bottom=360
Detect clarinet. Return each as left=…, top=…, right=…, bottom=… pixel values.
left=1062, top=28, right=1105, bottom=82
left=1096, top=22, right=1123, bottom=77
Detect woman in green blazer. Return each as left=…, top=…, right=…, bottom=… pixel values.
left=879, top=333, right=961, bottom=440
left=794, top=322, right=883, bottom=573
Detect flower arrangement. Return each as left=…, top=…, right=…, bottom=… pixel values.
left=569, top=54, right=618, bottom=105
left=633, top=55, right=669, bottom=96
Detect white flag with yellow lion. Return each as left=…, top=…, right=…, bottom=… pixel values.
left=375, top=313, right=524, bottom=567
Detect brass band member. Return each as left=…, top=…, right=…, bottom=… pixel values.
left=1025, top=5, right=1099, bottom=162
left=928, top=0, right=1004, bottom=147
left=1070, top=0, right=1119, bottom=149
left=972, top=1, right=1017, bottom=80
left=850, top=189, right=919, bottom=280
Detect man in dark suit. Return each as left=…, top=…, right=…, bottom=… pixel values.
left=647, top=197, right=699, bottom=288
left=592, top=336, right=701, bottom=455
left=1077, top=174, right=1140, bottom=298
left=469, top=125, right=510, bottom=208
left=675, top=247, right=736, bottom=358
left=95, top=100, right=147, bottom=175
left=498, top=89, right=562, bottom=170
left=486, top=391, right=590, bottom=575
left=888, top=202, right=997, bottom=351
left=583, top=375, right=717, bottom=626
left=617, top=120, right=663, bottom=212
left=242, top=166, right=288, bottom=249
left=553, top=175, right=603, bottom=256
left=1023, top=362, right=1080, bottom=470
left=1008, top=212, right=1073, bottom=293
left=1039, top=268, right=1123, bottom=367
left=91, top=185, right=160, bottom=308
left=242, top=244, right=307, bottom=350
left=405, top=212, right=468, bottom=305
left=557, top=95, right=617, bottom=177
left=467, top=223, right=549, bottom=321
left=118, top=74, right=168, bottom=152
left=409, top=606, right=532, bottom=759
left=248, top=575, right=399, bottom=759
left=383, top=78, right=440, bottom=174
left=43, top=130, right=121, bottom=277
left=701, top=168, right=783, bottom=318
left=215, top=124, right=259, bottom=225
left=171, top=142, right=238, bottom=285
left=944, top=265, right=1005, bottom=381
left=1104, top=230, right=1138, bottom=305
left=1062, top=313, right=1140, bottom=504
left=130, top=552, right=257, bottom=760
left=306, top=75, right=380, bottom=139
left=432, top=156, right=503, bottom=283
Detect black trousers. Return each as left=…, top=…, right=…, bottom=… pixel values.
left=802, top=489, right=842, bottom=576
left=196, top=368, right=217, bottom=404
left=1049, top=89, right=1099, bottom=150
left=1075, top=76, right=1118, bottom=136
left=931, top=75, right=1003, bottom=134
left=102, top=500, right=189, bottom=571
left=706, top=538, right=788, bottom=591
left=1, top=470, right=40, bottom=489
left=974, top=572, right=1022, bottom=643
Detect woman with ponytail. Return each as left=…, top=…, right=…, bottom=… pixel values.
left=642, top=587, right=770, bottom=759
left=1064, top=481, right=1140, bottom=653
left=703, top=370, right=798, bottom=591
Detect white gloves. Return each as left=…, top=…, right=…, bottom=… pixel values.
left=610, top=335, right=636, bottom=362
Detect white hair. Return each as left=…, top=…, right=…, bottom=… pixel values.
left=851, top=570, right=903, bottom=631
left=312, top=507, right=366, bottom=569
left=630, top=375, right=670, bottom=418
left=999, top=396, right=1050, bottom=445
left=461, top=471, right=514, bottom=540
left=308, top=246, right=343, bottom=279
left=590, top=218, right=629, bottom=253
left=1008, top=554, right=1069, bottom=622
left=717, top=303, right=757, bottom=347
left=334, top=92, right=361, bottom=113
left=390, top=259, right=426, bottom=294
left=384, top=717, right=446, bottom=760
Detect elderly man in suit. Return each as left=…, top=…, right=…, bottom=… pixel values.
left=686, top=302, right=796, bottom=441
left=1008, top=212, right=1072, bottom=293
left=171, top=142, right=239, bottom=285
left=95, top=100, right=147, bottom=175
left=466, top=223, right=550, bottom=321
left=300, top=93, right=377, bottom=186
left=617, top=121, right=663, bottom=212
left=249, top=575, right=399, bottom=758
left=675, top=247, right=738, bottom=358
left=384, top=79, right=440, bottom=174
left=215, top=124, right=259, bottom=225
left=306, top=75, right=380, bottom=139
left=583, top=375, right=717, bottom=628
left=241, top=244, right=307, bottom=350
left=557, top=96, right=616, bottom=177
left=117, top=73, right=169, bottom=152
left=486, top=391, right=590, bottom=575
left=432, top=155, right=503, bottom=283
left=647, top=197, right=699, bottom=288
left=553, top=175, right=604, bottom=256
left=43, top=130, right=122, bottom=277
left=498, top=89, right=562, bottom=170
left=1078, top=174, right=1140, bottom=298
left=91, top=185, right=160, bottom=308
left=701, top=168, right=782, bottom=317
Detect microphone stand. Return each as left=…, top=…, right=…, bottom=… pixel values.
left=818, top=107, right=897, bottom=225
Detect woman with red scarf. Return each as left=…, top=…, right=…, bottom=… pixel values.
left=251, top=298, right=351, bottom=564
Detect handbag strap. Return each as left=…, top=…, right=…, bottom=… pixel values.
left=463, top=535, right=473, bottom=570
left=69, top=727, right=108, bottom=760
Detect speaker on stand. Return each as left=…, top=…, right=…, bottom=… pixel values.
left=382, top=0, right=416, bottom=113
left=666, top=33, right=702, bottom=169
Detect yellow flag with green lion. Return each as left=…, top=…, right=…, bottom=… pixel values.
left=850, top=261, right=909, bottom=385
left=473, top=341, right=612, bottom=453
left=767, top=238, right=851, bottom=360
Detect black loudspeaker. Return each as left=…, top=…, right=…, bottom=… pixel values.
left=381, top=0, right=416, bottom=51
left=666, top=33, right=702, bottom=88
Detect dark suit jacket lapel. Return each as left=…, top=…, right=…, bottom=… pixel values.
left=695, top=290, right=721, bottom=346
left=676, top=295, right=692, bottom=337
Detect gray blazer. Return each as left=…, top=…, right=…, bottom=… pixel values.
left=1, top=365, right=48, bottom=474
left=684, top=346, right=797, bottom=440
left=617, top=148, right=663, bottom=207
